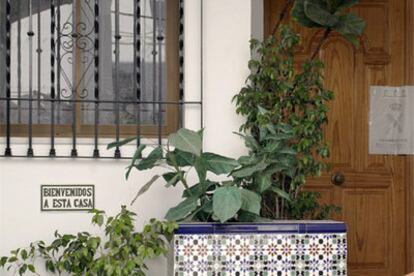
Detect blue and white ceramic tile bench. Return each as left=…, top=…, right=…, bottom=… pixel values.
left=170, top=221, right=347, bottom=276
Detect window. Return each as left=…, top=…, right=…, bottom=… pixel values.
left=0, top=0, right=187, bottom=158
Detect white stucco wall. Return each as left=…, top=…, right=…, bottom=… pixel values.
left=0, top=1, right=262, bottom=275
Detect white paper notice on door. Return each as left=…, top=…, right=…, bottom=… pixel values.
left=369, top=86, right=414, bottom=154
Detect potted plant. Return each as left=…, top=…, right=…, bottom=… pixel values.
left=118, top=0, right=365, bottom=274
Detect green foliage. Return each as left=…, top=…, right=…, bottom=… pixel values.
left=124, top=128, right=272, bottom=223
left=212, top=186, right=242, bottom=223
left=292, top=0, right=365, bottom=47
left=232, top=1, right=365, bottom=219
left=0, top=207, right=177, bottom=276
left=165, top=197, right=198, bottom=221
left=287, top=191, right=341, bottom=220
left=168, top=128, right=203, bottom=156
left=233, top=29, right=334, bottom=218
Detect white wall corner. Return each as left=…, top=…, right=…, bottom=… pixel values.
left=202, top=0, right=254, bottom=158
left=251, top=0, right=264, bottom=41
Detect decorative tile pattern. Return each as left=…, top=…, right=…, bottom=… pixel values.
left=172, top=233, right=347, bottom=275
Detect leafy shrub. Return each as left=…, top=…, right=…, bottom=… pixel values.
left=232, top=0, right=365, bottom=219
left=0, top=207, right=177, bottom=276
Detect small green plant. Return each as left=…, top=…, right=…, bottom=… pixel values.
left=0, top=206, right=177, bottom=276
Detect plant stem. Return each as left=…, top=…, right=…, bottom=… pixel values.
left=263, top=202, right=274, bottom=218
left=288, top=28, right=332, bottom=96
left=271, top=0, right=295, bottom=37
left=252, top=0, right=294, bottom=89
left=169, top=152, right=191, bottom=192
left=311, top=28, right=332, bottom=60
left=275, top=197, right=280, bottom=219
left=280, top=174, right=286, bottom=219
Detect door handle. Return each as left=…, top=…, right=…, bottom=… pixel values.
left=331, top=172, right=345, bottom=186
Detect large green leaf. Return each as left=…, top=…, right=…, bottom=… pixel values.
left=136, top=147, right=163, bottom=170
left=333, top=14, right=365, bottom=48
left=202, top=152, right=239, bottom=175
left=240, top=189, right=261, bottom=215
left=237, top=155, right=259, bottom=166
left=125, top=144, right=146, bottom=179
left=271, top=187, right=292, bottom=202
left=165, top=197, right=198, bottom=221
left=270, top=155, right=297, bottom=169
left=263, top=133, right=294, bottom=142
left=334, top=14, right=365, bottom=36
left=336, top=0, right=358, bottom=13
left=231, top=160, right=268, bottom=178
left=291, top=0, right=321, bottom=28
left=194, top=157, right=207, bottom=183
left=182, top=181, right=216, bottom=198
left=264, top=164, right=289, bottom=176
left=185, top=200, right=214, bottom=221
left=213, top=186, right=242, bottom=223
left=255, top=173, right=272, bottom=193
left=233, top=132, right=259, bottom=151
left=264, top=141, right=282, bottom=153
left=326, top=0, right=342, bottom=12
left=107, top=137, right=137, bottom=150
left=278, top=147, right=297, bottom=155
left=200, top=200, right=213, bottom=213
left=166, top=149, right=195, bottom=167
left=130, top=175, right=160, bottom=205
left=162, top=172, right=183, bottom=187
left=340, top=33, right=360, bottom=48
left=169, top=128, right=202, bottom=156
left=238, top=210, right=258, bottom=222
left=274, top=123, right=294, bottom=134
left=304, top=0, right=339, bottom=27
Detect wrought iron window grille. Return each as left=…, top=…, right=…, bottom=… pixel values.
left=0, top=0, right=202, bottom=159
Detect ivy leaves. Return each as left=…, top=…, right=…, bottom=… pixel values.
left=292, top=0, right=366, bottom=47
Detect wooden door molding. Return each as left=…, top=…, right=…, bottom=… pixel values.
left=406, top=0, right=414, bottom=272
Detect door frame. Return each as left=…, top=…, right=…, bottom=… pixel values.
left=264, top=0, right=414, bottom=273
left=406, top=0, right=414, bottom=272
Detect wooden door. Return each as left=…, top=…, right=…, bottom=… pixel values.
left=265, top=1, right=408, bottom=275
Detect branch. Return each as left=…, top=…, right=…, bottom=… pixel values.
left=271, top=0, right=295, bottom=37
left=250, top=0, right=294, bottom=91
left=311, top=28, right=332, bottom=60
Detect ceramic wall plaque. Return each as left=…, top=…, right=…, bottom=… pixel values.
left=41, top=185, right=95, bottom=211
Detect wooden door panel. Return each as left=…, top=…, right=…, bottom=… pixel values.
left=322, top=39, right=355, bottom=168
left=343, top=190, right=390, bottom=269
left=265, top=0, right=407, bottom=275
left=358, top=3, right=388, bottom=54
